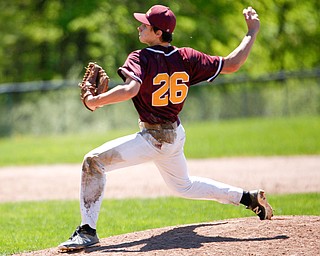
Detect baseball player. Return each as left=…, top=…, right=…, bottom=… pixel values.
left=58, top=5, right=273, bottom=251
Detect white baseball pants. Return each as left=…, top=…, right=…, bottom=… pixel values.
left=80, top=124, right=243, bottom=229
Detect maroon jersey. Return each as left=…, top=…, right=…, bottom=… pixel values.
left=118, top=45, right=224, bottom=124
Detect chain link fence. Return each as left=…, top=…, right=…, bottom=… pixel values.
left=0, top=69, right=319, bottom=137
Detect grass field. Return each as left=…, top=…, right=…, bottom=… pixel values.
left=0, top=116, right=319, bottom=255
left=0, top=194, right=319, bottom=255
left=0, top=116, right=319, bottom=166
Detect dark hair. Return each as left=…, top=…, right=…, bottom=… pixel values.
left=153, top=26, right=173, bottom=43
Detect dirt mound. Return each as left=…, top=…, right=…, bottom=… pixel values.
left=17, top=216, right=320, bottom=256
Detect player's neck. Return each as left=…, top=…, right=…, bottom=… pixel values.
left=148, top=42, right=171, bottom=47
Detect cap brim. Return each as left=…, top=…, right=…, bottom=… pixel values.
left=133, top=13, right=151, bottom=25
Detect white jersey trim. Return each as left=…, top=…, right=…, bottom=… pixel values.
left=118, top=67, right=142, bottom=84
left=146, top=47, right=179, bottom=57
left=207, top=56, right=223, bottom=82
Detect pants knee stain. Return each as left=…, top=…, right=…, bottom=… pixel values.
left=82, top=156, right=105, bottom=209
left=81, top=150, right=124, bottom=209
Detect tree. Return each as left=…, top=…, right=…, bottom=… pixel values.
left=0, top=0, right=318, bottom=83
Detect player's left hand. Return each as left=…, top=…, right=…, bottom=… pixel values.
left=79, top=62, right=110, bottom=111
left=243, top=6, right=260, bottom=35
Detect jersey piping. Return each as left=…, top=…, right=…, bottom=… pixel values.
left=118, top=67, right=143, bottom=84
left=207, top=56, right=223, bottom=82
left=146, top=47, right=179, bottom=56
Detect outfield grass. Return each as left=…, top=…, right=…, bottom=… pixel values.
left=0, top=193, right=319, bottom=255
left=0, top=116, right=319, bottom=166
left=184, top=116, right=320, bottom=157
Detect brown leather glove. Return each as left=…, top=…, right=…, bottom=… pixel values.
left=78, top=62, right=109, bottom=111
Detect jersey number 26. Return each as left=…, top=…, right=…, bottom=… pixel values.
left=152, top=72, right=189, bottom=107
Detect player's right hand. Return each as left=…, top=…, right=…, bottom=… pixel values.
left=243, top=6, right=260, bottom=35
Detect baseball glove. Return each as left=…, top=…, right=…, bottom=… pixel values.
left=79, top=62, right=109, bottom=111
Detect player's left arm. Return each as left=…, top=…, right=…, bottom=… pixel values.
left=85, top=77, right=141, bottom=111
left=221, top=6, right=260, bottom=74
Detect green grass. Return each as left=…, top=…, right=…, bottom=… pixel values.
left=0, top=193, right=319, bottom=255
left=0, top=129, right=135, bottom=166
left=0, top=116, right=319, bottom=166
left=184, top=116, right=320, bottom=157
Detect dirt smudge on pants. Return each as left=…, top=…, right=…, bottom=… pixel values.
left=81, top=149, right=124, bottom=209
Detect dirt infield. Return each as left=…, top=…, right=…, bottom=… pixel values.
left=1, top=156, right=320, bottom=202
left=2, top=156, right=320, bottom=255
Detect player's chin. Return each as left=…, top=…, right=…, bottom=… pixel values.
left=138, top=36, right=147, bottom=44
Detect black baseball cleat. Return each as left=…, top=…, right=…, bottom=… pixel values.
left=247, top=189, right=273, bottom=220
left=58, top=224, right=100, bottom=252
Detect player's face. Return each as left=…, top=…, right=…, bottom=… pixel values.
left=137, top=24, right=160, bottom=46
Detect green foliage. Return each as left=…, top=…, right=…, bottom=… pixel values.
left=0, top=116, right=319, bottom=166
left=0, top=0, right=319, bottom=83
left=0, top=193, right=319, bottom=254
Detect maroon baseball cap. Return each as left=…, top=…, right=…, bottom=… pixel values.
left=134, top=5, right=176, bottom=34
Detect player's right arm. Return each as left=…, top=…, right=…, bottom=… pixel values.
left=221, top=6, right=260, bottom=74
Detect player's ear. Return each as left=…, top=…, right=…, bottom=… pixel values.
left=155, top=29, right=163, bottom=38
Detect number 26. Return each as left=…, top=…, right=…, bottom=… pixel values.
left=152, top=72, right=189, bottom=107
